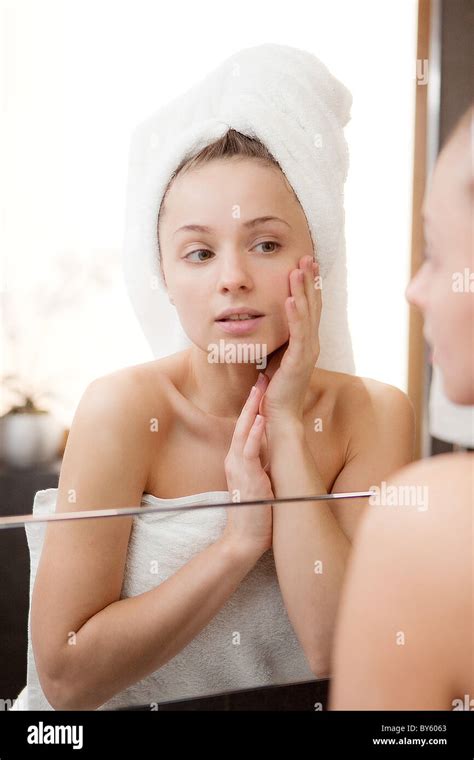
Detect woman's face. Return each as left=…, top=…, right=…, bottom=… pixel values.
left=158, top=158, right=314, bottom=358
left=406, top=121, right=473, bottom=405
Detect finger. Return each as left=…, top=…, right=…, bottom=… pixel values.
left=289, top=266, right=312, bottom=358
left=312, top=261, right=323, bottom=356
left=290, top=266, right=310, bottom=327
left=230, top=382, right=264, bottom=453
left=311, top=259, right=322, bottom=329
left=260, top=425, right=269, bottom=467
left=304, top=256, right=318, bottom=326
left=299, top=255, right=321, bottom=355
left=283, top=293, right=306, bottom=366
left=242, top=414, right=266, bottom=460
left=295, top=255, right=319, bottom=337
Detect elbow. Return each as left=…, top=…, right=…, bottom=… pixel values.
left=38, top=664, right=96, bottom=711
left=310, top=657, right=331, bottom=680
left=35, top=654, right=70, bottom=710
left=45, top=677, right=97, bottom=711
left=308, top=650, right=331, bottom=680
left=35, top=640, right=101, bottom=710
left=39, top=672, right=72, bottom=711
left=39, top=671, right=73, bottom=711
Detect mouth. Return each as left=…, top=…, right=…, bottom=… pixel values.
left=215, top=314, right=265, bottom=335
left=215, top=308, right=264, bottom=321
left=217, top=315, right=261, bottom=322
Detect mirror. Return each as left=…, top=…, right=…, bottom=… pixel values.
left=0, top=1, right=423, bottom=713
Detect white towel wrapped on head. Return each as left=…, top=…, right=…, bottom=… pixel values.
left=122, top=42, right=355, bottom=373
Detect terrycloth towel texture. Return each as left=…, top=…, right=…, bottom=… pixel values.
left=23, top=488, right=314, bottom=710
left=122, top=43, right=355, bottom=373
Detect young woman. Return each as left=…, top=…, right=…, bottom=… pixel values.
left=27, top=135, right=414, bottom=709
left=330, top=105, right=473, bottom=710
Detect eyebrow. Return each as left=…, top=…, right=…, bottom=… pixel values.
left=173, top=216, right=292, bottom=236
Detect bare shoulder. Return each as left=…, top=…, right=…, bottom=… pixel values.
left=64, top=359, right=176, bottom=475
left=312, top=368, right=415, bottom=449
left=358, top=451, right=473, bottom=614
left=382, top=451, right=473, bottom=520
left=86, top=357, right=176, bottom=419
left=324, top=369, right=412, bottom=415
left=393, top=449, right=474, bottom=482
left=89, top=357, right=168, bottom=395
left=312, top=368, right=412, bottom=414
left=332, top=451, right=473, bottom=707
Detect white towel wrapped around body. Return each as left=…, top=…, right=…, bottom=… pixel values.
left=21, top=488, right=315, bottom=710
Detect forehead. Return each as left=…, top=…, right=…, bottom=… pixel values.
left=434, top=131, right=471, bottom=195
left=423, top=146, right=456, bottom=221
left=162, top=158, right=298, bottom=219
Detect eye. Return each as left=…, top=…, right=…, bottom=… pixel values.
left=254, top=241, right=281, bottom=254
left=184, top=241, right=281, bottom=262
left=184, top=249, right=215, bottom=263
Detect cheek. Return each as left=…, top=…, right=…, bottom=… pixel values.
left=429, top=270, right=468, bottom=342
left=444, top=289, right=473, bottom=342
left=268, top=269, right=292, bottom=298
left=166, top=269, right=198, bottom=304
left=167, top=280, right=209, bottom=336
left=263, top=271, right=294, bottom=334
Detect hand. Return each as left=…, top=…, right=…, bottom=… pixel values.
left=222, top=376, right=274, bottom=556
left=258, top=255, right=322, bottom=425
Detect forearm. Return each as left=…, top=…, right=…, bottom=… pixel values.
left=266, top=418, right=350, bottom=675
left=51, top=538, right=261, bottom=710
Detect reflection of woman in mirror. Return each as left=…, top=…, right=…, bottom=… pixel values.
left=25, top=46, right=415, bottom=711
left=331, top=105, right=473, bottom=710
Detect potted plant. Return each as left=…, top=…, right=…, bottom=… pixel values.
left=0, top=375, right=66, bottom=468
left=0, top=249, right=116, bottom=469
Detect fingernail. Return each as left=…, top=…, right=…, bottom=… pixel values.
left=250, top=385, right=257, bottom=397
left=256, top=373, right=266, bottom=390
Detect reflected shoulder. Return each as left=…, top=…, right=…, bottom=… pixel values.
left=313, top=368, right=415, bottom=431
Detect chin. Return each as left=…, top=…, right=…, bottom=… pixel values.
left=269, top=334, right=290, bottom=353
left=440, top=370, right=474, bottom=406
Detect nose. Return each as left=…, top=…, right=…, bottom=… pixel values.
left=217, top=253, right=253, bottom=293
left=405, top=278, right=415, bottom=304
left=405, top=266, right=425, bottom=311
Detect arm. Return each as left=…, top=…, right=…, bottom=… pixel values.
left=32, top=373, right=262, bottom=711
left=266, top=381, right=415, bottom=677
left=56, top=531, right=260, bottom=710
left=330, top=454, right=473, bottom=709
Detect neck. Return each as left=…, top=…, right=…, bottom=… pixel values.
left=183, top=344, right=266, bottom=420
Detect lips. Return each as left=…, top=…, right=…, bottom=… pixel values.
left=215, top=307, right=264, bottom=321
left=216, top=315, right=264, bottom=335
left=219, top=315, right=258, bottom=322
